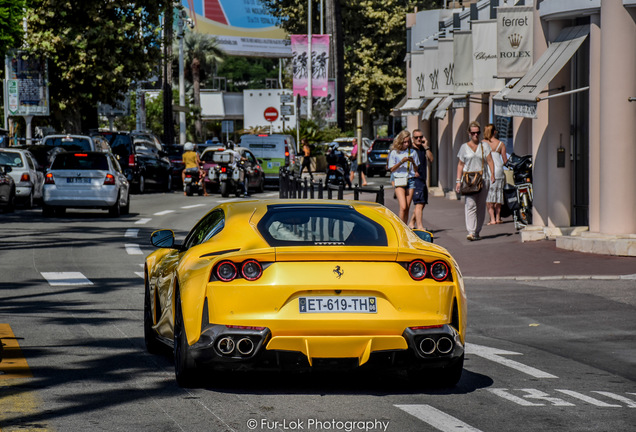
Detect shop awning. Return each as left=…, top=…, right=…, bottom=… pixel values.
left=201, top=91, right=244, bottom=121
left=399, top=98, right=426, bottom=116
left=493, top=78, right=521, bottom=117
left=390, top=95, right=408, bottom=117
left=434, top=96, right=455, bottom=120
left=494, top=25, right=589, bottom=118
left=421, top=97, right=443, bottom=121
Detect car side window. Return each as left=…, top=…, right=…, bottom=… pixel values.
left=245, top=151, right=257, bottom=164
left=26, top=154, right=36, bottom=170
left=182, top=209, right=225, bottom=250
left=110, top=154, right=122, bottom=173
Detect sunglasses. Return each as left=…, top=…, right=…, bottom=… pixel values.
left=413, top=136, right=423, bottom=139
left=469, top=131, right=480, bottom=135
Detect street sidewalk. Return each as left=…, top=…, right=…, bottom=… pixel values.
left=353, top=186, right=635, bottom=279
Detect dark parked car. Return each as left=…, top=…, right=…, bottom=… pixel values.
left=164, top=145, right=185, bottom=190
left=98, top=131, right=172, bottom=193
left=0, top=164, right=16, bottom=213
left=366, top=138, right=392, bottom=177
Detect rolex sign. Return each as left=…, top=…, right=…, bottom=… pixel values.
left=497, top=6, right=533, bottom=79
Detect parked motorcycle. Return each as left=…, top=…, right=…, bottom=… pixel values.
left=183, top=167, right=205, bottom=196
left=325, top=144, right=350, bottom=187
left=504, top=153, right=533, bottom=229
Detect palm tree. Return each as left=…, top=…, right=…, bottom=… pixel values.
left=181, top=32, right=224, bottom=140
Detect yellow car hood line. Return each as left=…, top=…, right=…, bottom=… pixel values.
left=199, top=248, right=241, bottom=258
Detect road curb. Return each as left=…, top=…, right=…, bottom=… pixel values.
left=465, top=274, right=636, bottom=281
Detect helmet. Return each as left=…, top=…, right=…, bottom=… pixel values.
left=329, top=142, right=339, bottom=150
left=184, top=142, right=194, bottom=151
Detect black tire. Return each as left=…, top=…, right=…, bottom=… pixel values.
left=519, top=206, right=532, bottom=226
left=408, top=354, right=464, bottom=388
left=144, top=277, right=163, bottom=354
left=185, top=184, right=193, bottom=196
left=42, top=204, right=54, bottom=217
left=121, top=192, right=130, bottom=215
left=54, top=207, right=66, bottom=216
left=380, top=170, right=387, bottom=177
left=257, top=177, right=265, bottom=193
left=174, top=288, right=197, bottom=387
left=24, top=191, right=34, bottom=209
left=235, top=184, right=242, bottom=197
left=5, top=189, right=15, bottom=213
left=165, top=174, right=172, bottom=192
left=220, top=182, right=229, bottom=198
left=109, top=194, right=121, bottom=217
left=136, top=175, right=145, bottom=194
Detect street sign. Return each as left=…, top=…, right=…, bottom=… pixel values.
left=280, top=93, right=293, bottom=104
left=222, top=120, right=234, bottom=133
left=264, top=106, right=279, bottom=122
left=281, top=104, right=294, bottom=116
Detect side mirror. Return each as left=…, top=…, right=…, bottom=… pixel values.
left=151, top=229, right=175, bottom=248
left=413, top=229, right=434, bottom=243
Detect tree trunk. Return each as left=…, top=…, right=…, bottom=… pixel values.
left=192, top=57, right=202, bottom=141
left=326, top=0, right=345, bottom=130
left=162, top=6, right=174, bottom=144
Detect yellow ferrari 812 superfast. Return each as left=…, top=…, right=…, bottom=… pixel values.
left=144, top=199, right=466, bottom=387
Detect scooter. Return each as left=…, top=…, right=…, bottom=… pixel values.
left=325, top=149, right=349, bottom=187
left=218, top=161, right=247, bottom=198
left=504, top=153, right=533, bottom=229
left=183, top=167, right=205, bottom=196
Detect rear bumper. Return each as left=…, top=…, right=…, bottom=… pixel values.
left=43, top=186, right=118, bottom=208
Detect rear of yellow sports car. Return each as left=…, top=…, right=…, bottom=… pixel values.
left=146, top=200, right=466, bottom=386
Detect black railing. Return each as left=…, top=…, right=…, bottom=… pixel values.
left=279, top=168, right=384, bottom=204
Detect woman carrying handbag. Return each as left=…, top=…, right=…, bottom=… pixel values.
left=389, top=130, right=420, bottom=223
left=455, top=121, right=496, bottom=241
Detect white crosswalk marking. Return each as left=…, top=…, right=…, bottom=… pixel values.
left=154, top=210, right=175, bottom=216
left=488, top=389, right=545, bottom=406
left=134, top=272, right=144, bottom=279
left=125, top=244, right=143, bottom=255
left=395, top=404, right=484, bottom=432
left=135, top=218, right=152, bottom=225
left=125, top=229, right=139, bottom=238
left=466, top=343, right=558, bottom=378
left=41, top=272, right=93, bottom=286
left=556, top=390, right=622, bottom=407
left=181, top=204, right=206, bottom=209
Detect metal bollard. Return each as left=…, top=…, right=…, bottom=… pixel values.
left=337, top=184, right=344, bottom=200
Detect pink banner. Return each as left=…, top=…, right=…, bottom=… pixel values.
left=291, top=35, right=330, bottom=97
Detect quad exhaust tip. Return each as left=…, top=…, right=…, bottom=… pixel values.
left=417, top=336, right=454, bottom=356
left=217, top=337, right=235, bottom=355
left=237, top=337, right=255, bottom=355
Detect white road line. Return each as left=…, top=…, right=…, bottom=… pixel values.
left=135, top=218, right=152, bottom=225
left=181, top=204, right=206, bottom=209
left=556, top=390, right=622, bottom=407
left=593, top=392, right=636, bottom=407
left=134, top=271, right=144, bottom=279
left=125, top=229, right=139, bottom=238
left=488, top=389, right=545, bottom=406
left=395, top=404, right=483, bottom=432
left=154, top=210, right=175, bottom=216
left=125, top=244, right=143, bottom=255
left=41, top=272, right=93, bottom=286
left=466, top=343, right=558, bottom=378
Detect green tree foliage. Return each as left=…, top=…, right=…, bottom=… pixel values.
left=215, top=57, right=281, bottom=92
left=0, top=0, right=25, bottom=58
left=24, top=0, right=169, bottom=132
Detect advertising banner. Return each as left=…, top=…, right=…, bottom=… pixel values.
left=181, top=0, right=291, bottom=58
left=410, top=52, right=427, bottom=99
left=291, top=35, right=330, bottom=98
left=4, top=52, right=50, bottom=116
left=453, top=31, right=473, bottom=94
left=497, top=6, right=533, bottom=78
left=437, top=39, right=454, bottom=95
left=472, top=20, right=506, bottom=93
left=422, top=47, right=439, bottom=99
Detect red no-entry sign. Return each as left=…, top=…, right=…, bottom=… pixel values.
left=264, top=106, right=279, bottom=122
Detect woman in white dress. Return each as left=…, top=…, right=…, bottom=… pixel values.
left=484, top=124, right=508, bottom=225
left=388, top=130, right=420, bottom=223
left=455, top=121, right=496, bottom=241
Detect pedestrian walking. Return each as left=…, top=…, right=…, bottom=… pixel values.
left=299, top=138, right=313, bottom=179
left=389, top=130, right=419, bottom=224
left=349, top=138, right=368, bottom=186
left=408, top=129, right=434, bottom=230
left=455, top=121, right=495, bottom=241
left=484, top=124, right=508, bottom=225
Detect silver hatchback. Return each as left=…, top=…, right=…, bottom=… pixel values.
left=43, top=151, right=130, bottom=217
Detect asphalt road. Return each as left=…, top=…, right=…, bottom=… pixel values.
left=0, top=185, right=634, bottom=432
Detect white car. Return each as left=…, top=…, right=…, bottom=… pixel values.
left=43, top=151, right=130, bottom=217
left=0, top=148, right=44, bottom=208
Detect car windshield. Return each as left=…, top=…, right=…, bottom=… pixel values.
left=51, top=153, right=109, bottom=170
left=165, top=146, right=183, bottom=157
left=44, top=137, right=92, bottom=151
left=372, top=141, right=392, bottom=151
left=257, top=205, right=388, bottom=247
left=0, top=151, right=24, bottom=167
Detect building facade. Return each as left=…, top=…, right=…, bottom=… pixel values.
left=396, top=0, right=635, bottom=256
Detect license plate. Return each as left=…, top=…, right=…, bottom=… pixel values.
left=184, top=177, right=192, bottom=183
left=66, top=178, right=91, bottom=184
left=220, top=173, right=227, bottom=180
left=380, top=154, right=388, bottom=158
left=299, top=296, right=377, bottom=313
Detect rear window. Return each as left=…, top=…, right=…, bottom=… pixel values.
left=51, top=153, right=109, bottom=171
left=201, top=150, right=224, bottom=163
left=0, top=151, right=24, bottom=167
left=372, top=140, right=391, bottom=151
left=43, top=137, right=92, bottom=152
left=257, top=205, right=388, bottom=247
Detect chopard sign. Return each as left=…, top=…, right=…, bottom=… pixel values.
left=474, top=52, right=496, bottom=61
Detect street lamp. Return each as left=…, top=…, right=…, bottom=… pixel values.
left=177, top=10, right=194, bottom=145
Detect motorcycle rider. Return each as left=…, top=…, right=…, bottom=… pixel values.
left=227, top=143, right=249, bottom=197
left=326, top=142, right=352, bottom=188
left=182, top=142, right=208, bottom=196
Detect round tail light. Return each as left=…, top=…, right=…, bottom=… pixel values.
left=216, top=261, right=238, bottom=282
left=408, top=260, right=427, bottom=280
left=430, top=261, right=449, bottom=281
left=241, top=260, right=263, bottom=281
